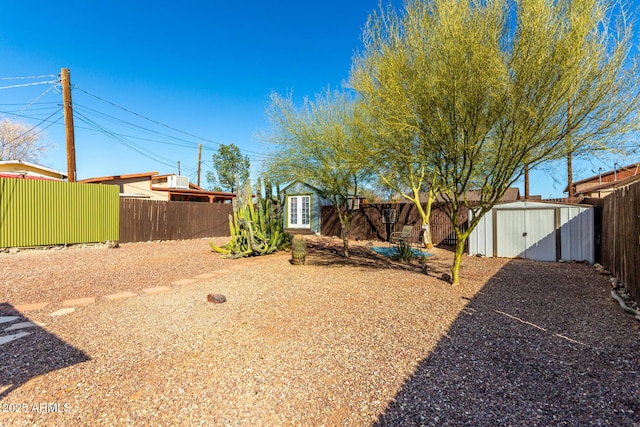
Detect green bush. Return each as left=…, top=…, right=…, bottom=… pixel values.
left=392, top=240, right=414, bottom=263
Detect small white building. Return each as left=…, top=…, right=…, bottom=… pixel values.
left=468, top=201, right=595, bottom=263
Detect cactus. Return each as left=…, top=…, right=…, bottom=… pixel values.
left=291, top=235, right=307, bottom=265
left=210, top=178, right=291, bottom=258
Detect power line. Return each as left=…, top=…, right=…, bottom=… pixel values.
left=74, top=110, right=176, bottom=168
left=0, top=107, right=64, bottom=122
left=2, top=108, right=63, bottom=145
left=73, top=103, right=201, bottom=148
left=16, top=84, right=58, bottom=115
left=0, top=74, right=57, bottom=80
left=74, top=86, right=267, bottom=159
left=0, top=73, right=267, bottom=168
left=0, top=101, right=59, bottom=106
left=72, top=101, right=267, bottom=165
left=75, top=110, right=177, bottom=166
left=0, top=80, right=58, bottom=90
left=72, top=105, right=266, bottom=166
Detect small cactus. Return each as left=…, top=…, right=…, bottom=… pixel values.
left=291, top=235, right=307, bottom=265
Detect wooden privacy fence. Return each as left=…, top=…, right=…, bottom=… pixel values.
left=601, top=181, right=640, bottom=301
left=0, top=178, right=119, bottom=247
left=321, top=202, right=469, bottom=246
left=119, top=199, right=233, bottom=243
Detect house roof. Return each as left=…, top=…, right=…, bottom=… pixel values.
left=150, top=185, right=236, bottom=199
left=564, top=162, right=640, bottom=193
left=0, top=173, right=60, bottom=181
left=0, top=160, right=67, bottom=180
left=79, top=171, right=236, bottom=201
left=79, top=171, right=159, bottom=183
left=571, top=172, right=640, bottom=194
left=280, top=180, right=323, bottom=194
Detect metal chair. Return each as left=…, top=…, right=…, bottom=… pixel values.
left=389, top=225, right=417, bottom=248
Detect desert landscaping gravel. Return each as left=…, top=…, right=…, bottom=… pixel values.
left=1, top=237, right=639, bottom=426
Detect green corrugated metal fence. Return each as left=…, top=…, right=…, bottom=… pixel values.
left=0, top=178, right=119, bottom=247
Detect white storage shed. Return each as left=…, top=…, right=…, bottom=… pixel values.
left=468, top=201, right=595, bottom=263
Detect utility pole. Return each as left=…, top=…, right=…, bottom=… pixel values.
left=61, top=68, right=76, bottom=182
left=524, top=164, right=529, bottom=199
left=177, top=161, right=181, bottom=176
left=197, top=144, right=202, bottom=187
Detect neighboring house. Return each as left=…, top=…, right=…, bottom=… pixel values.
left=280, top=181, right=332, bottom=234
left=565, top=162, right=640, bottom=198
left=0, top=160, right=67, bottom=181
left=80, top=171, right=235, bottom=202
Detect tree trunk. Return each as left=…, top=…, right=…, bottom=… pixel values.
left=414, top=187, right=436, bottom=249
left=450, top=234, right=466, bottom=286
left=341, top=225, right=350, bottom=258
left=421, top=224, right=433, bottom=249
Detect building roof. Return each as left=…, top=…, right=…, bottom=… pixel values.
left=150, top=185, right=236, bottom=200
left=572, top=172, right=640, bottom=194
left=0, top=160, right=67, bottom=180
left=79, top=171, right=158, bottom=183
left=79, top=171, right=236, bottom=202
left=564, top=162, right=640, bottom=194
left=280, top=180, right=323, bottom=194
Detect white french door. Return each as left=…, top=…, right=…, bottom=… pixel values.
left=287, top=195, right=311, bottom=228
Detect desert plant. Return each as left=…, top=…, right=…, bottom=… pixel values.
left=393, top=240, right=414, bottom=263
left=210, top=178, right=291, bottom=258
left=290, top=235, right=307, bottom=265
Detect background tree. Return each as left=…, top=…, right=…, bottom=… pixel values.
left=263, top=89, right=371, bottom=258
left=206, top=143, right=250, bottom=192
left=0, top=118, right=50, bottom=163
left=352, top=0, right=640, bottom=285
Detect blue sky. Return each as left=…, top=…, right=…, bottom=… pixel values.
left=0, top=0, right=636, bottom=198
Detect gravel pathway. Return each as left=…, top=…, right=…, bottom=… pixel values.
left=1, top=237, right=638, bottom=426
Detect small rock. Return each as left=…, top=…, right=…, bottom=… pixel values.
left=207, top=294, right=227, bottom=304
left=441, top=273, right=451, bottom=283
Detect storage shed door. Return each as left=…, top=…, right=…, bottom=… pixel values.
left=495, top=208, right=556, bottom=261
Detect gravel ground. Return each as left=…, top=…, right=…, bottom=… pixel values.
left=0, top=237, right=639, bottom=426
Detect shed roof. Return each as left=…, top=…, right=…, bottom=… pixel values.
left=490, top=200, right=591, bottom=209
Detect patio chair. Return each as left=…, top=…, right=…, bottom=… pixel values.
left=389, top=225, right=417, bottom=248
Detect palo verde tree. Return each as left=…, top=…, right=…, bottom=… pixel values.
left=263, top=89, right=371, bottom=258
left=352, top=0, right=640, bottom=285
left=0, top=118, right=50, bottom=162
left=349, top=95, right=442, bottom=249
left=206, top=143, right=250, bottom=193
